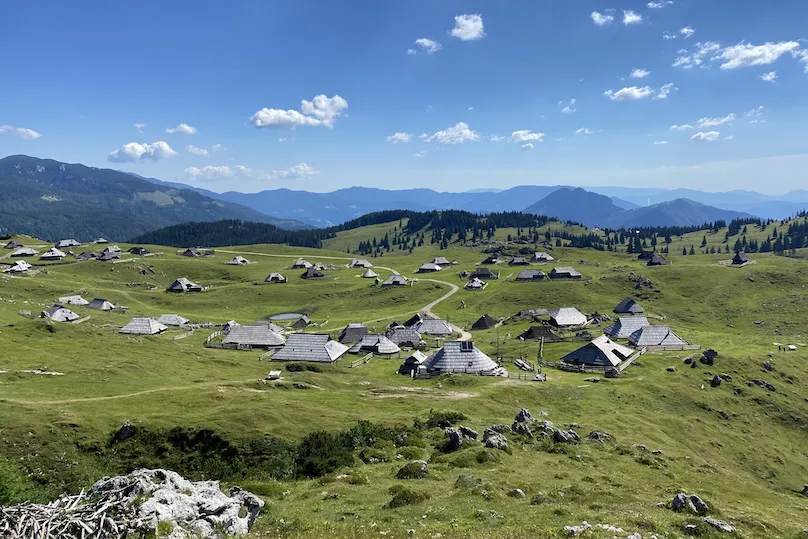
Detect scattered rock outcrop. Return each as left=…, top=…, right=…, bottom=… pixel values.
left=704, top=516, right=735, bottom=533
left=671, top=492, right=708, bottom=515
left=0, top=469, right=263, bottom=539
left=482, top=429, right=509, bottom=451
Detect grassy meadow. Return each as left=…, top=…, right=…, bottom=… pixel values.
left=1, top=224, right=807, bottom=538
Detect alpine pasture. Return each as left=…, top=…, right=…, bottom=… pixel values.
left=1, top=220, right=808, bottom=539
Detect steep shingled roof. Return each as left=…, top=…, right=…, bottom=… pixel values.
left=562, top=335, right=635, bottom=367
left=603, top=316, right=650, bottom=338
left=613, top=298, right=644, bottom=314
left=628, top=326, right=687, bottom=347
left=549, top=307, right=587, bottom=327
left=272, top=333, right=348, bottom=363
left=425, top=341, right=504, bottom=375
left=223, top=325, right=286, bottom=347
left=119, top=317, right=168, bottom=335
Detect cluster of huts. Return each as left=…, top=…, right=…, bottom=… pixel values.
left=3, top=239, right=150, bottom=269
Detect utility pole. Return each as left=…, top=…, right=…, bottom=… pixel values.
left=538, top=336, right=544, bottom=373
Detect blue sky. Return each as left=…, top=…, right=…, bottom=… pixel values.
left=1, top=0, right=807, bottom=194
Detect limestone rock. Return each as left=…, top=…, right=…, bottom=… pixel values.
left=671, top=493, right=708, bottom=515
left=482, top=429, right=509, bottom=451
left=587, top=431, right=612, bottom=443
left=514, top=408, right=533, bottom=423
left=507, top=488, right=526, bottom=499
left=704, top=517, right=735, bottom=533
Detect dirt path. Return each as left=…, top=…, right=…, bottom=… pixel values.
left=1, top=379, right=258, bottom=406
left=419, top=278, right=471, bottom=341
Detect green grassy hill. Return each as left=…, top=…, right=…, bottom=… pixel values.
left=1, top=223, right=807, bottom=538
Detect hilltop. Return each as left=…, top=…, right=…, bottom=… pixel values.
left=1, top=214, right=808, bottom=537
left=0, top=155, right=308, bottom=241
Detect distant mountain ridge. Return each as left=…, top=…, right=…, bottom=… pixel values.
left=142, top=181, right=805, bottom=227
left=523, top=187, right=753, bottom=228
left=0, top=155, right=308, bottom=241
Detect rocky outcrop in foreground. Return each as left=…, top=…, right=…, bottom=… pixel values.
left=0, top=468, right=264, bottom=539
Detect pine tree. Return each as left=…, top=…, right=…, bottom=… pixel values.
left=682, top=247, right=687, bottom=256
left=689, top=245, right=695, bottom=255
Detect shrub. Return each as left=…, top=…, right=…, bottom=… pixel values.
left=294, top=431, right=354, bottom=478
left=414, top=410, right=468, bottom=430
left=384, top=485, right=430, bottom=508
left=397, top=447, right=424, bottom=460
left=347, top=473, right=370, bottom=485
left=285, top=363, right=304, bottom=372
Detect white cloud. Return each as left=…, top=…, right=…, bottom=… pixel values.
left=679, top=26, right=695, bottom=38
left=654, top=82, right=677, bottom=100
left=663, top=31, right=677, bottom=40
left=186, top=145, right=209, bottom=157
left=673, top=41, right=721, bottom=69
left=670, top=124, right=693, bottom=131
left=423, top=122, right=480, bottom=144
left=490, top=135, right=505, bottom=142
left=795, top=50, right=808, bottom=72
left=134, top=123, right=146, bottom=133
left=560, top=98, right=576, bottom=114
left=521, top=143, right=534, bottom=151
left=696, top=113, right=735, bottom=128
left=249, top=94, right=348, bottom=129
left=715, top=41, right=800, bottom=70
left=413, top=151, right=425, bottom=158
left=510, top=130, right=545, bottom=143
left=185, top=162, right=318, bottom=182
left=623, top=10, right=643, bottom=25
left=630, top=68, right=650, bottom=79
left=653, top=140, right=669, bottom=145
left=387, top=132, right=412, bottom=143
left=0, top=125, right=42, bottom=139
left=759, top=71, right=778, bottom=83
left=745, top=105, right=765, bottom=118
left=108, top=141, right=178, bottom=163
left=648, top=0, right=673, bottom=8
left=413, top=38, right=442, bottom=54
left=604, top=85, right=654, bottom=101
left=690, top=131, right=720, bottom=142
left=575, top=127, right=594, bottom=135
left=212, top=143, right=223, bottom=152
left=725, top=135, right=735, bottom=140
left=165, top=123, right=197, bottom=135
left=450, top=14, right=485, bottom=41
left=590, top=11, right=614, bottom=26
left=278, top=137, right=287, bottom=142
left=407, top=49, right=417, bottom=55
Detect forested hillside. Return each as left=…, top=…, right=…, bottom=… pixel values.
left=0, top=155, right=306, bottom=241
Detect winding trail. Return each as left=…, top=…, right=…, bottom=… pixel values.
left=6, top=251, right=470, bottom=407
left=217, top=250, right=467, bottom=337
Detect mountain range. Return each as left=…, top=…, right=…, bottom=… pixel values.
left=1, top=154, right=805, bottom=241
left=140, top=178, right=804, bottom=228
left=523, top=188, right=753, bottom=228
left=0, top=155, right=308, bottom=241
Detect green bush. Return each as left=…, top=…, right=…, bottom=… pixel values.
left=347, top=473, right=370, bottom=485
left=295, top=431, right=354, bottom=478
left=384, top=485, right=430, bottom=508
left=398, top=446, right=424, bottom=460
left=414, top=410, right=468, bottom=430
left=0, top=459, right=37, bottom=505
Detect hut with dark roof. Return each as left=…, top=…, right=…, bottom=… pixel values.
left=97, top=251, right=120, bottom=262
left=290, top=315, right=312, bottom=329
left=4, top=240, right=23, bottom=249
left=339, top=323, right=369, bottom=344
left=398, top=351, right=428, bottom=376
left=386, top=326, right=422, bottom=348
left=4, top=260, right=32, bottom=274
left=509, top=256, right=530, bottom=266
left=382, top=274, right=408, bottom=286
left=613, top=298, right=644, bottom=315
left=471, top=267, right=498, bottom=280
left=515, top=269, right=545, bottom=282
left=265, top=272, right=287, bottom=283
left=11, top=247, right=37, bottom=257
left=348, top=259, right=373, bottom=268
left=40, top=247, right=67, bottom=261
left=87, top=298, right=115, bottom=311
left=128, top=247, right=149, bottom=255
left=418, top=262, right=443, bottom=273
left=301, top=267, right=325, bottom=279
left=41, top=305, right=79, bottom=322
left=432, top=256, right=451, bottom=266
left=549, top=267, right=582, bottom=280
left=226, top=256, right=250, bottom=265
left=732, top=252, right=749, bottom=265
left=465, top=277, right=486, bottom=290
left=471, top=314, right=497, bottom=330
left=561, top=335, right=634, bottom=368
left=157, top=314, right=190, bottom=327
left=166, top=277, right=203, bottom=292
left=181, top=248, right=201, bottom=257
left=646, top=254, right=667, bottom=266
left=75, top=251, right=99, bottom=261
left=481, top=255, right=499, bottom=265
left=292, top=258, right=312, bottom=269
left=518, top=326, right=562, bottom=342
